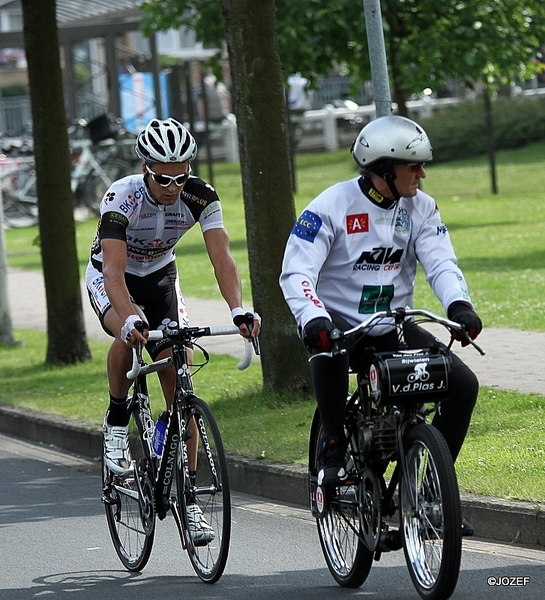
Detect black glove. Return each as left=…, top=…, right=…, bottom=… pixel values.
left=233, top=311, right=256, bottom=331
left=303, top=318, right=336, bottom=353
left=447, top=301, right=482, bottom=345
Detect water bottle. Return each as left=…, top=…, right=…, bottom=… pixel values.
left=152, top=411, right=170, bottom=457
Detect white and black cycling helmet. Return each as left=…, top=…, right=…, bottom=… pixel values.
left=135, top=117, right=197, bottom=163
left=351, top=115, right=433, bottom=199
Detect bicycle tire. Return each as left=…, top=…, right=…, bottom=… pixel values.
left=102, top=405, right=156, bottom=571
left=309, top=413, right=373, bottom=588
left=82, top=157, right=133, bottom=215
left=175, top=395, right=231, bottom=583
left=400, top=424, right=462, bottom=600
left=1, top=165, right=38, bottom=227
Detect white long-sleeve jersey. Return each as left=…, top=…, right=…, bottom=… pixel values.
left=280, top=176, right=472, bottom=335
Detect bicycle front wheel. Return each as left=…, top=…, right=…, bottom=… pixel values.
left=176, top=396, right=231, bottom=583
left=400, top=424, right=462, bottom=600
left=102, top=406, right=155, bottom=571
left=310, top=414, right=373, bottom=588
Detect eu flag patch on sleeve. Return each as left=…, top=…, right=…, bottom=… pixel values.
left=292, top=210, right=322, bottom=242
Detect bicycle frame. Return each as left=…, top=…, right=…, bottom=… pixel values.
left=125, top=325, right=253, bottom=543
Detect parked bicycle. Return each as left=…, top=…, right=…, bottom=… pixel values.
left=0, top=113, right=133, bottom=227
left=308, top=307, right=484, bottom=600
left=0, top=155, right=38, bottom=228
left=101, top=322, right=258, bottom=583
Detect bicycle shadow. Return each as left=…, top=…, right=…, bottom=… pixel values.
left=9, top=559, right=539, bottom=599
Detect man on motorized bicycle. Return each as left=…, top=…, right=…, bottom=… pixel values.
left=280, top=115, right=482, bottom=536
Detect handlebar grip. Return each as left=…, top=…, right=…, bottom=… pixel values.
left=208, top=325, right=240, bottom=336
left=126, top=351, right=141, bottom=380
left=237, top=339, right=254, bottom=370
left=147, top=330, right=164, bottom=341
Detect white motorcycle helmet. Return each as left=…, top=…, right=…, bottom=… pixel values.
left=351, top=115, right=433, bottom=199
left=135, top=118, right=197, bottom=163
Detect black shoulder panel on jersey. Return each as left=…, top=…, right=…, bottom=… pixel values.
left=180, top=177, right=220, bottom=222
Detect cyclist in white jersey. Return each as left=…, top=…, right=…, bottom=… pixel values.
left=86, top=118, right=260, bottom=542
left=280, top=115, right=482, bottom=537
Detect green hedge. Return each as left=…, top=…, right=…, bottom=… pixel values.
left=419, top=95, right=545, bottom=162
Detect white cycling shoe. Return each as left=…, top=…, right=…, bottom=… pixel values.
left=103, top=418, right=132, bottom=476
left=186, top=503, right=215, bottom=546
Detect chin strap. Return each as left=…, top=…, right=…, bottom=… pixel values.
left=377, top=163, right=401, bottom=202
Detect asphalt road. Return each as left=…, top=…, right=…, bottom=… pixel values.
left=1, top=433, right=545, bottom=600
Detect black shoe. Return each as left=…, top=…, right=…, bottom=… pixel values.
left=317, top=436, right=348, bottom=487
left=461, top=518, right=474, bottom=537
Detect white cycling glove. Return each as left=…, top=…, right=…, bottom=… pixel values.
left=121, top=314, right=142, bottom=345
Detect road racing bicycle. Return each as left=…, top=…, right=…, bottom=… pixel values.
left=101, top=322, right=258, bottom=583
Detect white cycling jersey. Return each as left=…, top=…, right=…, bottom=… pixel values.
left=280, top=176, right=472, bottom=335
left=88, top=173, right=224, bottom=277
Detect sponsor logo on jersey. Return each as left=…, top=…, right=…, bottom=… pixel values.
left=358, top=284, right=394, bottom=313
left=346, top=213, right=369, bottom=234
left=300, top=279, right=323, bottom=308
left=437, top=223, right=447, bottom=235
left=165, top=218, right=189, bottom=226
left=118, top=195, right=137, bottom=214
left=395, top=208, right=410, bottom=233
left=108, top=211, right=129, bottom=226
left=368, top=187, right=384, bottom=204
left=202, top=201, right=221, bottom=219
left=352, top=247, right=403, bottom=271
left=183, top=191, right=208, bottom=206
left=292, top=210, right=322, bottom=242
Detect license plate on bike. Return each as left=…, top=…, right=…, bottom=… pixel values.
left=369, top=348, right=452, bottom=406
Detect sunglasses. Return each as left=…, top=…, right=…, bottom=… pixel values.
left=145, top=164, right=191, bottom=187
left=406, top=162, right=426, bottom=172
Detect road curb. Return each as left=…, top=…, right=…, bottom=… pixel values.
left=1, top=404, right=543, bottom=549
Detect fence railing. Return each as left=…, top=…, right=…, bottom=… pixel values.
left=3, top=88, right=545, bottom=162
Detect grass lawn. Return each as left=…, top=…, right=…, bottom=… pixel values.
left=0, top=329, right=544, bottom=503
left=2, top=143, right=545, bottom=503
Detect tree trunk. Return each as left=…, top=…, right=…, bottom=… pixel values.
left=22, top=0, right=91, bottom=365
left=222, top=0, right=312, bottom=394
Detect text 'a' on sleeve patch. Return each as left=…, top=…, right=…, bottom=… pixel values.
left=346, top=213, right=369, bottom=234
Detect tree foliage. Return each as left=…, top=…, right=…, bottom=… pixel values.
left=141, top=0, right=545, bottom=105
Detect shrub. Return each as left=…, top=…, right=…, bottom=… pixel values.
left=419, top=96, right=545, bottom=162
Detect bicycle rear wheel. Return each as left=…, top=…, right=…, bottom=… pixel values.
left=1, top=165, right=38, bottom=227
left=102, top=405, right=155, bottom=571
left=400, top=424, right=462, bottom=600
left=310, top=414, right=373, bottom=588
left=176, top=396, right=231, bottom=583
left=82, top=157, right=133, bottom=215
